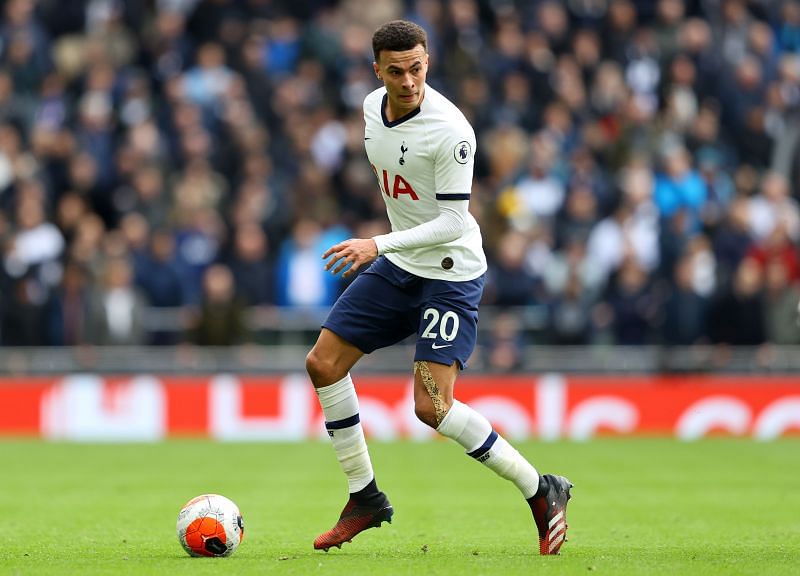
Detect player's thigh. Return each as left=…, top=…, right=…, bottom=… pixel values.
left=413, top=360, right=458, bottom=406
left=413, top=275, right=484, bottom=369
left=322, top=261, right=417, bottom=354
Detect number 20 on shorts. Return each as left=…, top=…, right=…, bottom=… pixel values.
left=421, top=308, right=460, bottom=341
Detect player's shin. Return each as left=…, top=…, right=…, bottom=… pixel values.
left=315, top=374, right=376, bottom=497
left=437, top=400, right=540, bottom=499
left=313, top=373, right=393, bottom=551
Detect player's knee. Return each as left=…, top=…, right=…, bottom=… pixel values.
left=414, top=395, right=452, bottom=429
left=305, top=349, right=336, bottom=385
left=414, top=400, right=439, bottom=429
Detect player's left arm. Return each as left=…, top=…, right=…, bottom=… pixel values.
left=323, top=237, right=380, bottom=278
left=370, top=126, right=476, bottom=256
left=324, top=125, right=476, bottom=278
left=323, top=200, right=468, bottom=276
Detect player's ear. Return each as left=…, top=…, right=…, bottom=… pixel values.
left=373, top=61, right=381, bottom=80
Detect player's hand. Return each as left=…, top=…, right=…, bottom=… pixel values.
left=322, top=238, right=378, bottom=278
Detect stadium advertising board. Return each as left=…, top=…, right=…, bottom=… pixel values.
left=0, top=374, right=798, bottom=440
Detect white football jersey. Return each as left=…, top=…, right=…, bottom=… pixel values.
left=363, top=84, right=487, bottom=281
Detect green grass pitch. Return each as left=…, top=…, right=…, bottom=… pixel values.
left=0, top=438, right=798, bottom=575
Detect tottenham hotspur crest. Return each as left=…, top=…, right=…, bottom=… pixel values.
left=399, top=141, right=408, bottom=165
left=454, top=141, right=471, bottom=164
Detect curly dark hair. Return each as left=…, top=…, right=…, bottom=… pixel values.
left=372, top=20, right=428, bottom=62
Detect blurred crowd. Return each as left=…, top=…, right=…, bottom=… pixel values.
left=1, top=0, right=800, bottom=364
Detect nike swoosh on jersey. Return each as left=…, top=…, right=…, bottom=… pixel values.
left=431, top=343, right=453, bottom=349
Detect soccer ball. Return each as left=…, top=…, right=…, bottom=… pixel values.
left=176, top=494, right=245, bottom=557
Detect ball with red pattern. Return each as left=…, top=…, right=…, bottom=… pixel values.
left=176, top=494, right=244, bottom=557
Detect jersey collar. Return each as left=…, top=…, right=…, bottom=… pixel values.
left=381, top=93, right=422, bottom=127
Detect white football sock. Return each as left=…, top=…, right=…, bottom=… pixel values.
left=437, top=400, right=540, bottom=499
left=315, top=373, right=374, bottom=493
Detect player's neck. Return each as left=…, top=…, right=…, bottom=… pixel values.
left=385, top=85, right=426, bottom=123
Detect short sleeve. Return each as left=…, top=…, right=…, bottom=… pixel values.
left=433, top=123, right=476, bottom=201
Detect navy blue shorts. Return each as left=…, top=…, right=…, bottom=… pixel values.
left=323, top=256, right=485, bottom=369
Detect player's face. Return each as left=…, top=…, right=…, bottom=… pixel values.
left=374, top=45, right=428, bottom=120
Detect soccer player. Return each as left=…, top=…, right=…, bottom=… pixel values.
left=305, top=20, right=572, bottom=556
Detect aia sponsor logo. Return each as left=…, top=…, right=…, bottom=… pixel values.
left=371, top=165, right=418, bottom=200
